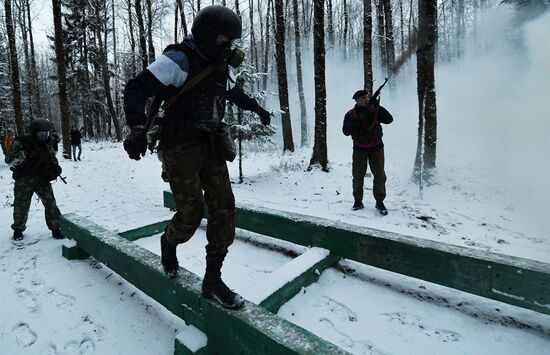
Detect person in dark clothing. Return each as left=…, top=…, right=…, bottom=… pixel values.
left=123, top=5, right=271, bottom=310
left=342, top=89, right=394, bottom=215
left=5, top=119, right=64, bottom=241
left=51, top=129, right=61, bottom=153
left=70, top=126, right=82, bottom=161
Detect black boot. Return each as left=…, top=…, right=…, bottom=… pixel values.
left=160, top=233, right=179, bottom=278
left=13, top=230, right=24, bottom=241
left=52, top=229, right=65, bottom=239
left=352, top=200, right=364, bottom=211
left=202, top=254, right=244, bottom=310
left=375, top=201, right=388, bottom=215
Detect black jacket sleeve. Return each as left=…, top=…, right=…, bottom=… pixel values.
left=123, top=70, right=166, bottom=127
left=342, top=111, right=359, bottom=136
left=377, top=105, right=394, bottom=124
left=226, top=85, right=260, bottom=112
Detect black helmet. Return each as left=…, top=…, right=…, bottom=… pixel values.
left=29, top=119, right=52, bottom=132
left=191, top=5, right=242, bottom=61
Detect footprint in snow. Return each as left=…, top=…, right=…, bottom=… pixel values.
left=12, top=322, right=37, bottom=348
left=319, top=318, right=385, bottom=355
left=64, top=337, right=96, bottom=354
left=48, top=288, right=76, bottom=309
left=315, top=296, right=359, bottom=323
left=17, top=288, right=41, bottom=313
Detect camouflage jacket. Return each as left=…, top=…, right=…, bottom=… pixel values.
left=5, top=136, right=59, bottom=180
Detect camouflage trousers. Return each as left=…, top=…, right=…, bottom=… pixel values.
left=352, top=148, right=387, bottom=204
left=12, top=176, right=61, bottom=232
left=163, top=135, right=235, bottom=257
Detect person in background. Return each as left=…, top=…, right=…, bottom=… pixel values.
left=342, top=89, right=394, bottom=215
left=51, top=129, right=61, bottom=154
left=5, top=119, right=64, bottom=241
left=4, top=129, right=15, bottom=154
left=70, top=125, right=82, bottom=161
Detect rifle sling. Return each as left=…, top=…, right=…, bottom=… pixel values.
left=146, top=63, right=217, bottom=129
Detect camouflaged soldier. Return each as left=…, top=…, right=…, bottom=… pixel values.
left=123, top=5, right=271, bottom=310
left=5, top=119, right=64, bottom=241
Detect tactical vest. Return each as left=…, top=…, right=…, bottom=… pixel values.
left=162, top=42, right=230, bottom=130
left=12, top=136, right=56, bottom=178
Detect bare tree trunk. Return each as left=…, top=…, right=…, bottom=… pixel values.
left=343, top=0, right=349, bottom=49
left=174, top=2, right=179, bottom=42
left=309, top=0, right=328, bottom=171
left=376, top=0, right=386, bottom=68
left=52, top=0, right=72, bottom=158
left=5, top=0, right=25, bottom=135
left=363, top=0, right=373, bottom=93
left=274, top=0, right=294, bottom=152
left=145, top=0, right=156, bottom=63
left=17, top=0, right=34, bottom=122
left=175, top=0, right=188, bottom=37
left=135, top=0, right=148, bottom=69
left=413, top=0, right=437, bottom=183
left=383, top=0, right=396, bottom=71
left=262, top=0, right=272, bottom=92
left=127, top=0, right=137, bottom=75
left=327, top=0, right=334, bottom=46
left=112, top=0, right=120, bottom=119
left=96, top=0, right=122, bottom=141
left=26, top=0, right=42, bottom=118
left=292, top=0, right=308, bottom=147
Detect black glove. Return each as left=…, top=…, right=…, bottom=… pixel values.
left=124, top=127, right=147, bottom=160
left=367, top=97, right=379, bottom=113
left=256, top=107, right=271, bottom=126
left=46, top=164, right=62, bottom=181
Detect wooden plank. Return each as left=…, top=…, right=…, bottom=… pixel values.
left=60, top=214, right=350, bottom=355
left=118, top=220, right=170, bottom=241
left=244, top=247, right=338, bottom=313
left=62, top=244, right=89, bottom=260
left=174, top=326, right=208, bottom=355
left=164, top=190, right=550, bottom=315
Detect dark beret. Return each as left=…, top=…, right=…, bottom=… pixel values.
left=352, top=90, right=369, bottom=100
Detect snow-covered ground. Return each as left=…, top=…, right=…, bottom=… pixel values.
left=1, top=5, right=549, bottom=355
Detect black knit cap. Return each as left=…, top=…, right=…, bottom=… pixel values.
left=352, top=90, right=369, bottom=100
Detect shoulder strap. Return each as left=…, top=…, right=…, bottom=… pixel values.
left=145, top=43, right=217, bottom=130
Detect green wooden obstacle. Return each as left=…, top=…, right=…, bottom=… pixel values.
left=164, top=190, right=550, bottom=316
left=60, top=214, right=349, bottom=355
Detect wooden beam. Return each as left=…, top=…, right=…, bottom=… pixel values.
left=60, top=214, right=349, bottom=354
left=246, top=247, right=339, bottom=312
left=164, top=190, right=550, bottom=315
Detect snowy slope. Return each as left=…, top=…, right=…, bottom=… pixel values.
left=1, top=6, right=549, bottom=355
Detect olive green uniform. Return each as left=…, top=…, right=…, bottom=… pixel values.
left=5, top=137, right=61, bottom=232
left=163, top=133, right=235, bottom=256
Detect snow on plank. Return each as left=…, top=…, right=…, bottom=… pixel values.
left=59, top=213, right=350, bottom=354
left=164, top=190, right=550, bottom=315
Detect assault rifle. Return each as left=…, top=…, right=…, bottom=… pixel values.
left=368, top=76, right=390, bottom=108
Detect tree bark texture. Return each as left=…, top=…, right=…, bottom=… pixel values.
left=309, top=0, right=328, bottom=171
left=146, top=0, right=156, bottom=63
left=292, top=0, right=308, bottom=147
left=5, top=0, right=25, bottom=135
left=363, top=0, right=373, bottom=93
left=383, top=0, right=396, bottom=71
left=26, top=0, right=43, bottom=117
left=274, top=0, right=294, bottom=152
left=52, top=0, right=72, bottom=158
left=95, top=2, right=122, bottom=141
left=414, top=0, right=437, bottom=181
left=135, top=0, right=148, bottom=69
